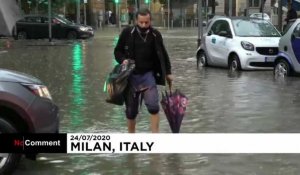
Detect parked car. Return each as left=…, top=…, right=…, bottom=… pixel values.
left=0, top=69, right=59, bottom=175
left=13, top=14, right=94, bottom=40
left=274, top=18, right=300, bottom=76
left=250, top=13, right=271, bottom=22
left=196, top=16, right=281, bottom=71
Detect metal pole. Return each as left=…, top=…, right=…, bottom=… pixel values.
left=197, top=0, right=202, bottom=47
left=135, top=0, right=138, bottom=11
left=76, top=0, right=80, bottom=24
left=246, top=0, right=249, bottom=16
left=84, top=2, right=87, bottom=25
left=119, top=3, right=121, bottom=31
left=228, top=0, right=232, bottom=17
left=206, top=0, right=208, bottom=22
left=136, top=0, right=140, bottom=10
left=261, top=0, right=264, bottom=20
left=63, top=3, right=66, bottom=17
left=278, top=0, right=282, bottom=32
left=48, top=0, right=52, bottom=42
left=115, top=3, right=118, bottom=29
left=167, top=0, right=170, bottom=30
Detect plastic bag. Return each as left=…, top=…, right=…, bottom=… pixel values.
left=105, top=60, right=135, bottom=105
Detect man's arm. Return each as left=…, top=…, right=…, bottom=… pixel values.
left=157, top=31, right=174, bottom=85
left=159, top=34, right=172, bottom=75
left=114, top=28, right=128, bottom=64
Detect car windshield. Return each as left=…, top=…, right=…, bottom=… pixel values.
left=55, top=15, right=73, bottom=25
left=232, top=19, right=281, bottom=37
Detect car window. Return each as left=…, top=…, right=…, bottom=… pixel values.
left=210, top=20, right=231, bottom=36
left=282, top=20, right=296, bottom=35
left=42, top=17, right=49, bottom=23
left=41, top=17, right=57, bottom=24
left=232, top=19, right=280, bottom=37
left=25, top=16, right=42, bottom=23
left=293, top=23, right=300, bottom=38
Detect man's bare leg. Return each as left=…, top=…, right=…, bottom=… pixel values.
left=151, top=113, right=159, bottom=133
left=127, top=119, right=136, bottom=133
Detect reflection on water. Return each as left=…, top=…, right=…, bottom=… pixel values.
left=70, top=42, right=86, bottom=129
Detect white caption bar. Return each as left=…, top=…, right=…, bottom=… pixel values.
left=67, top=133, right=300, bottom=154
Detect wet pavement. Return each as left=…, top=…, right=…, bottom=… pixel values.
left=1, top=27, right=300, bottom=174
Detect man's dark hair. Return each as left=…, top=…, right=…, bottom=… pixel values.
left=135, top=8, right=151, bottom=19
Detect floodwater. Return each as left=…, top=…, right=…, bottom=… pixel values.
left=1, top=28, right=300, bottom=175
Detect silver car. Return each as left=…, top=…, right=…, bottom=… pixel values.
left=274, top=19, right=300, bottom=76
left=0, top=69, right=59, bottom=175
left=196, top=16, right=281, bottom=71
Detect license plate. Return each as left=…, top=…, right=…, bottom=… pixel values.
left=265, top=57, right=275, bottom=62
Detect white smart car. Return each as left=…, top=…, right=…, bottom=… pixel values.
left=274, top=19, right=300, bottom=76
left=196, top=16, right=281, bottom=71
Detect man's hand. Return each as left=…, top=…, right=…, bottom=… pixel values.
left=166, top=74, right=174, bottom=83
left=166, top=74, right=174, bottom=91
left=122, top=59, right=128, bottom=65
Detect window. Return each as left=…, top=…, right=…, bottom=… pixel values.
left=210, top=20, right=231, bottom=36
left=25, top=16, right=42, bottom=23
left=249, top=0, right=262, bottom=7
left=293, top=23, right=300, bottom=38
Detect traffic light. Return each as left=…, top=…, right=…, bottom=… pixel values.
left=114, top=0, right=119, bottom=3
left=145, top=0, right=150, bottom=4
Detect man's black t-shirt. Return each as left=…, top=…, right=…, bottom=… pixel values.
left=133, top=31, right=155, bottom=74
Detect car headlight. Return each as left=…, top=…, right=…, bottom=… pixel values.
left=79, top=26, right=88, bottom=31
left=241, top=41, right=254, bottom=51
left=22, top=84, right=52, bottom=100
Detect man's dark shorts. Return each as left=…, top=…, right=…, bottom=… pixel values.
left=125, top=71, right=159, bottom=119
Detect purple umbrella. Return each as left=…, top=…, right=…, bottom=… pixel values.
left=161, top=87, right=188, bottom=133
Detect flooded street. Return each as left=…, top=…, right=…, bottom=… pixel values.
left=1, top=28, right=300, bottom=174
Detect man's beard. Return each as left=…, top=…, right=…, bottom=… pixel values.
left=136, top=25, right=150, bottom=34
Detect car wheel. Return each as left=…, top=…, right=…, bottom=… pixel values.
left=274, top=59, right=291, bottom=77
left=17, top=31, right=27, bottom=40
left=67, top=31, right=77, bottom=40
left=229, top=54, right=241, bottom=71
left=197, top=51, right=207, bottom=68
left=0, top=118, right=21, bottom=175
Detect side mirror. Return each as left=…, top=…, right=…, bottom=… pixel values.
left=207, top=31, right=212, bottom=36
